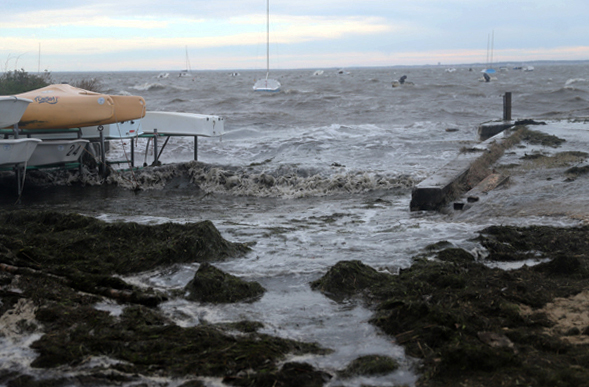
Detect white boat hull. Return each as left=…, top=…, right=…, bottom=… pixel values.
left=27, top=139, right=89, bottom=166
left=141, top=111, right=224, bottom=137
left=0, top=97, right=33, bottom=128
left=253, top=78, right=281, bottom=92
left=29, top=120, right=143, bottom=140
left=0, top=138, right=42, bottom=166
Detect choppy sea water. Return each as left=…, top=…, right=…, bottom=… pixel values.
left=2, top=63, right=589, bottom=386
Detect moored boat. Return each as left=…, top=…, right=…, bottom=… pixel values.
left=253, top=0, right=280, bottom=92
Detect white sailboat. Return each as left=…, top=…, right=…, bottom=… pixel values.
left=253, top=0, right=280, bottom=92
left=482, top=31, right=496, bottom=75
left=179, top=46, right=192, bottom=78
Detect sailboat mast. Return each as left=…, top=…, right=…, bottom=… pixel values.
left=490, top=30, right=494, bottom=68
left=266, top=0, right=270, bottom=79
left=486, top=33, right=490, bottom=67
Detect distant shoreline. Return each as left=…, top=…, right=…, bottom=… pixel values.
left=42, top=59, right=589, bottom=74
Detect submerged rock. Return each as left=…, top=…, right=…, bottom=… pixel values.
left=185, top=262, right=266, bottom=303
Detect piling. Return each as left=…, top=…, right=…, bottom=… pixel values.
left=503, top=92, right=512, bottom=121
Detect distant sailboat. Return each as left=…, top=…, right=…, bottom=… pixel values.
left=253, top=0, right=280, bottom=92
left=482, top=31, right=496, bottom=75
left=179, top=46, right=192, bottom=78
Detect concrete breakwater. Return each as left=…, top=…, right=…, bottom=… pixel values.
left=410, top=118, right=589, bottom=212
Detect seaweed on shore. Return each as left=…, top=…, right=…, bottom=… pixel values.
left=311, top=225, right=589, bottom=387
left=30, top=303, right=328, bottom=376
left=0, top=210, right=251, bottom=275
left=309, top=260, right=391, bottom=301
left=520, top=128, right=565, bottom=148
left=185, top=262, right=266, bottom=303
left=338, top=355, right=400, bottom=378
left=0, top=210, right=253, bottom=309
left=0, top=210, right=331, bottom=387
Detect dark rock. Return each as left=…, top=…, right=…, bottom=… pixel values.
left=310, top=260, right=391, bottom=301
left=185, top=263, right=265, bottom=303
left=338, top=354, right=399, bottom=378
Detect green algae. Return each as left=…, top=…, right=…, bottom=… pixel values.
left=185, top=262, right=265, bottom=303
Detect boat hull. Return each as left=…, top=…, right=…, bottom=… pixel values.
left=15, top=84, right=146, bottom=130
left=0, top=138, right=42, bottom=166
left=253, top=78, right=281, bottom=92
left=27, top=139, right=89, bottom=166
left=0, top=97, right=33, bottom=128
left=28, top=120, right=143, bottom=140
left=141, top=111, right=224, bottom=137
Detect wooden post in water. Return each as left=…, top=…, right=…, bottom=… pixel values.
left=503, top=92, right=512, bottom=121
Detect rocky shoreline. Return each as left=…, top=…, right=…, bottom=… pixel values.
left=1, top=210, right=589, bottom=386
left=313, top=225, right=589, bottom=386
left=0, top=211, right=334, bottom=387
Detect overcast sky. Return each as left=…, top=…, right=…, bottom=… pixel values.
left=1, top=0, right=588, bottom=72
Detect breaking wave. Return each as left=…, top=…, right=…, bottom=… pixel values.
left=130, top=82, right=166, bottom=91
left=25, top=162, right=416, bottom=198
left=184, top=162, right=416, bottom=198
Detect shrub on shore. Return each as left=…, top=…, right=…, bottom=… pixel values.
left=68, top=77, right=102, bottom=92
left=0, top=69, right=52, bottom=94
left=0, top=68, right=102, bottom=94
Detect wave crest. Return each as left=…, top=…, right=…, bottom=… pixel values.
left=131, top=82, right=166, bottom=91
left=185, top=162, right=415, bottom=197
left=22, top=162, right=416, bottom=197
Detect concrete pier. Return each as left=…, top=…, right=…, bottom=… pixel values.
left=410, top=129, right=513, bottom=211
left=478, top=121, right=514, bottom=140
left=409, top=154, right=479, bottom=211
left=410, top=119, right=589, bottom=212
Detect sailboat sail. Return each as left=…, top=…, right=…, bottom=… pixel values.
left=179, top=46, right=192, bottom=77
left=482, top=31, right=496, bottom=74
left=253, top=0, right=280, bottom=92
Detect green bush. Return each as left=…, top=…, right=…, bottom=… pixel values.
left=0, top=69, right=53, bottom=95
left=69, top=77, right=101, bottom=92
